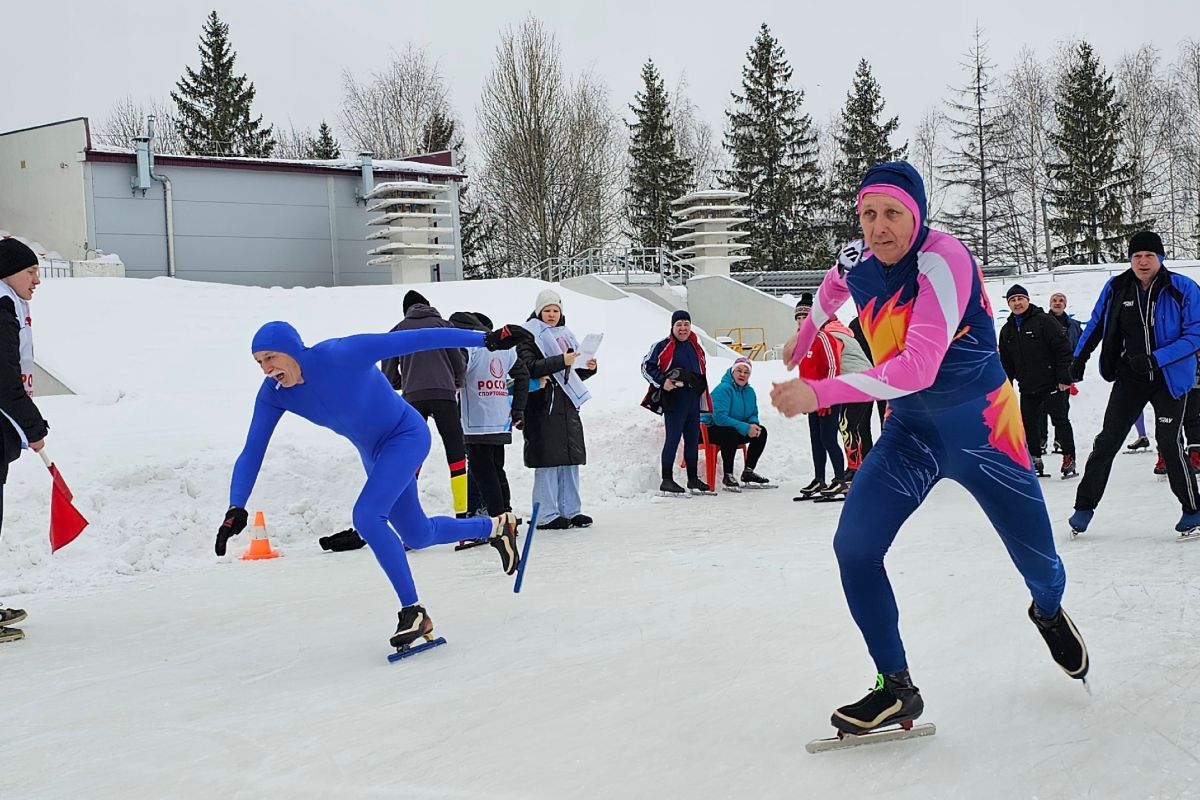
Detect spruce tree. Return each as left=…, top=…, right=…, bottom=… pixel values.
left=172, top=11, right=276, bottom=157
left=627, top=60, right=693, bottom=250
left=829, top=60, right=907, bottom=246
left=307, top=121, right=341, bottom=159
left=941, top=26, right=1011, bottom=265
left=722, top=24, right=823, bottom=269
left=1047, top=41, right=1133, bottom=264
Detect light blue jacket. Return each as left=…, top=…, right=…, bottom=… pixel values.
left=701, top=367, right=759, bottom=436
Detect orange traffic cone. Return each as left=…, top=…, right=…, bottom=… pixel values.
left=240, top=510, right=281, bottom=560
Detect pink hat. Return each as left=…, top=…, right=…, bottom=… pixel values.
left=732, top=357, right=753, bottom=373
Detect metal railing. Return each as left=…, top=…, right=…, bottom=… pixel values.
left=515, top=245, right=694, bottom=286
left=41, top=259, right=72, bottom=278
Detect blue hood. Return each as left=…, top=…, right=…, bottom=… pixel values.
left=251, top=321, right=306, bottom=356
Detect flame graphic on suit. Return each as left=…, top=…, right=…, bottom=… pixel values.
left=857, top=291, right=913, bottom=365
left=982, top=381, right=1031, bottom=469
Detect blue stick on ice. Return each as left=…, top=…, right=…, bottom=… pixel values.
left=513, top=502, right=540, bottom=594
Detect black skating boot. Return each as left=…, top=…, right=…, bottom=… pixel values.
left=1126, top=435, right=1151, bottom=452
left=0, top=607, right=27, bottom=627
left=794, top=479, right=827, bottom=501
left=0, top=627, right=24, bottom=644
left=686, top=475, right=713, bottom=495
left=390, top=604, right=433, bottom=649
left=722, top=473, right=742, bottom=492
left=1033, top=457, right=1046, bottom=477
left=740, top=468, right=770, bottom=485
left=1028, top=603, right=1089, bottom=680
left=819, top=480, right=850, bottom=500
left=489, top=512, right=520, bottom=575
left=832, top=671, right=924, bottom=734
left=659, top=477, right=686, bottom=495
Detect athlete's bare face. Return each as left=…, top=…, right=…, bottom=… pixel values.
left=859, top=194, right=916, bottom=266
left=254, top=350, right=304, bottom=387
left=1131, top=251, right=1162, bottom=288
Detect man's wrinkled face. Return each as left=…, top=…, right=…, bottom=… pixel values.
left=254, top=350, right=303, bottom=387
left=859, top=193, right=916, bottom=266
left=1049, top=293, right=1067, bottom=314
left=1007, top=295, right=1030, bottom=316
left=672, top=320, right=691, bottom=340
left=2, top=265, right=40, bottom=301
left=1131, top=251, right=1162, bottom=285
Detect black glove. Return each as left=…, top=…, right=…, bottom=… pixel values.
left=215, top=506, right=248, bottom=556
left=1069, top=358, right=1086, bottom=383
left=511, top=409, right=524, bottom=430
left=1128, top=353, right=1156, bottom=378
left=484, top=325, right=532, bottom=351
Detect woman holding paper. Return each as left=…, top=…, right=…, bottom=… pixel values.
left=518, top=289, right=598, bottom=530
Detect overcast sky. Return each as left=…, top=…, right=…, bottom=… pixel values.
left=3, top=0, right=1198, bottom=154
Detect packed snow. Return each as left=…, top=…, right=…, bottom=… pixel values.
left=3, top=269, right=1200, bottom=799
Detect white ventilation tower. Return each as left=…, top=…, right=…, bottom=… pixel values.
left=364, top=181, right=455, bottom=284
left=670, top=189, right=750, bottom=277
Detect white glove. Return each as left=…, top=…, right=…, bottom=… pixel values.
left=837, top=240, right=865, bottom=276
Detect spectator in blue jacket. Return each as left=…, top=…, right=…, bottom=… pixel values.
left=1068, top=231, right=1200, bottom=535
left=701, top=357, right=770, bottom=491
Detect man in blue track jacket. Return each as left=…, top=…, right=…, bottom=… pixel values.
left=1068, top=231, right=1200, bottom=535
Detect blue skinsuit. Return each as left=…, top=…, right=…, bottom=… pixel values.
left=230, top=322, right=492, bottom=606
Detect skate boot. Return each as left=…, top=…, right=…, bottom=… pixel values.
left=1028, top=603, right=1089, bottom=680
left=1126, top=435, right=1151, bottom=452
left=1060, top=455, right=1077, bottom=479
left=721, top=473, right=742, bottom=492
left=1190, top=448, right=1200, bottom=474
left=0, top=627, right=24, bottom=644
left=390, top=604, right=434, bottom=650
left=488, top=512, right=520, bottom=575
left=794, top=479, right=827, bottom=501
left=819, top=480, right=850, bottom=501
left=1033, top=457, right=1046, bottom=477
left=832, top=670, right=924, bottom=735
left=740, top=468, right=770, bottom=486
left=659, top=477, right=687, bottom=496
left=1068, top=508, right=1094, bottom=534
left=686, top=477, right=714, bottom=495
left=1052, top=440, right=1063, bottom=455
left=0, top=607, right=27, bottom=627
left=842, top=468, right=857, bottom=484
left=1154, top=454, right=1167, bottom=475
left=1174, top=509, right=1200, bottom=534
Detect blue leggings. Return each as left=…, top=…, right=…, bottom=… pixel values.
left=833, top=384, right=1066, bottom=674
left=353, top=421, right=491, bottom=607
left=662, top=393, right=700, bottom=477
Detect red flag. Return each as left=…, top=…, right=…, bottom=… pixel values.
left=39, top=451, right=88, bottom=552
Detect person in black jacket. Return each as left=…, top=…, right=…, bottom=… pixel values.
left=517, top=290, right=597, bottom=530
left=381, top=290, right=470, bottom=516
left=998, top=284, right=1076, bottom=477
left=0, top=238, right=49, bottom=639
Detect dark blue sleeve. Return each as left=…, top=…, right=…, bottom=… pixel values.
left=641, top=339, right=667, bottom=386
left=331, top=329, right=486, bottom=367
left=1074, top=280, right=1111, bottom=361
left=229, top=381, right=285, bottom=508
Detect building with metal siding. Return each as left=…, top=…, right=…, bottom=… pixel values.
left=0, top=118, right=466, bottom=287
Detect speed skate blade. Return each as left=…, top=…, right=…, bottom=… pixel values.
left=806, top=722, right=936, bottom=754
left=741, top=483, right=779, bottom=489
left=1178, top=529, right=1200, bottom=543
left=387, top=636, right=447, bottom=663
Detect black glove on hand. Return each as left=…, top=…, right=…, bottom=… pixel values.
left=1069, top=358, right=1086, bottom=383
left=484, top=325, right=533, bottom=351
left=1128, top=353, right=1157, bottom=378
left=215, top=506, right=248, bottom=556
left=512, top=409, right=524, bottom=430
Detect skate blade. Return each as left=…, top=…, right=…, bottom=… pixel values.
left=388, top=635, right=447, bottom=663
left=656, top=491, right=691, bottom=499
left=741, top=483, right=778, bottom=489
left=812, top=495, right=847, bottom=503
left=806, top=722, right=936, bottom=754
left=722, top=485, right=742, bottom=493
left=453, top=539, right=490, bottom=551
left=0, top=626, right=26, bottom=644
left=1177, top=528, right=1200, bottom=542
left=792, top=494, right=823, bottom=502
left=689, top=489, right=717, bottom=496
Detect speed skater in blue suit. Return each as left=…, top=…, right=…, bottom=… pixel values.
left=217, top=320, right=532, bottom=651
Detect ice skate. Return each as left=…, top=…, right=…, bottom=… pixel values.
left=1126, top=435, right=1151, bottom=453
left=0, top=627, right=24, bottom=644
left=1154, top=454, right=1167, bottom=476
left=1068, top=508, right=1094, bottom=537
left=686, top=477, right=715, bottom=495
left=658, top=477, right=688, bottom=497
left=793, top=479, right=828, bottom=501
left=1028, top=603, right=1089, bottom=681
left=1190, top=448, right=1200, bottom=474
left=387, top=604, right=447, bottom=662
left=1060, top=455, right=1077, bottom=479
left=488, top=512, right=521, bottom=574
left=721, top=474, right=742, bottom=493
left=1033, top=456, right=1047, bottom=477
left=1175, top=510, right=1200, bottom=541
left=739, top=469, right=775, bottom=488
left=814, top=480, right=850, bottom=503
left=830, top=671, right=926, bottom=736
left=0, top=607, right=27, bottom=627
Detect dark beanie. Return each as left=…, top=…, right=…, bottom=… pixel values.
left=671, top=309, right=691, bottom=324
left=1128, top=231, right=1165, bottom=258
left=1006, top=284, right=1029, bottom=300
left=0, top=238, right=39, bottom=280
left=402, top=289, right=429, bottom=313
left=473, top=311, right=494, bottom=331
left=796, top=292, right=814, bottom=309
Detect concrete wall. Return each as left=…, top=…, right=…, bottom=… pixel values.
left=87, top=161, right=461, bottom=287
left=561, top=274, right=631, bottom=300
left=686, top=274, right=796, bottom=357
left=0, top=119, right=89, bottom=259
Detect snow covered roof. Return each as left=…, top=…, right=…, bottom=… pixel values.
left=670, top=189, right=748, bottom=204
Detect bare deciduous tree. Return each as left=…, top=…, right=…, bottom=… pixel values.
left=476, top=17, right=624, bottom=275
left=910, top=107, right=947, bottom=224
left=1172, top=39, right=1200, bottom=256
left=671, top=75, right=720, bottom=191
left=95, top=95, right=185, bottom=153
left=340, top=45, right=451, bottom=159
left=1115, top=44, right=1170, bottom=233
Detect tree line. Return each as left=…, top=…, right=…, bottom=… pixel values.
left=95, top=12, right=1200, bottom=276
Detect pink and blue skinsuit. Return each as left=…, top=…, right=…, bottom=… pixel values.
left=790, top=162, right=1067, bottom=675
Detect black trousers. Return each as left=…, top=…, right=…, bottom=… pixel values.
left=706, top=424, right=767, bottom=474
left=840, top=402, right=875, bottom=470
left=1021, top=388, right=1075, bottom=458
left=466, top=443, right=511, bottom=517
left=809, top=407, right=845, bottom=482
left=1076, top=370, right=1199, bottom=513
left=1186, top=388, right=1200, bottom=446
left=409, top=398, right=466, bottom=464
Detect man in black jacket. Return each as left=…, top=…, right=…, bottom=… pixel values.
left=998, top=284, right=1076, bottom=478
left=381, top=290, right=469, bottom=516
left=0, top=238, right=49, bottom=641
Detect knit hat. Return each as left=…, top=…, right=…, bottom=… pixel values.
left=402, top=289, right=429, bottom=314
left=795, top=292, right=814, bottom=310
left=671, top=309, right=691, bottom=325
left=857, top=161, right=928, bottom=251
left=1128, top=231, right=1165, bottom=258
left=1006, top=284, right=1029, bottom=300
left=0, top=238, right=39, bottom=280
left=473, top=311, right=494, bottom=331
left=731, top=356, right=753, bottom=374
left=534, top=288, right=562, bottom=318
